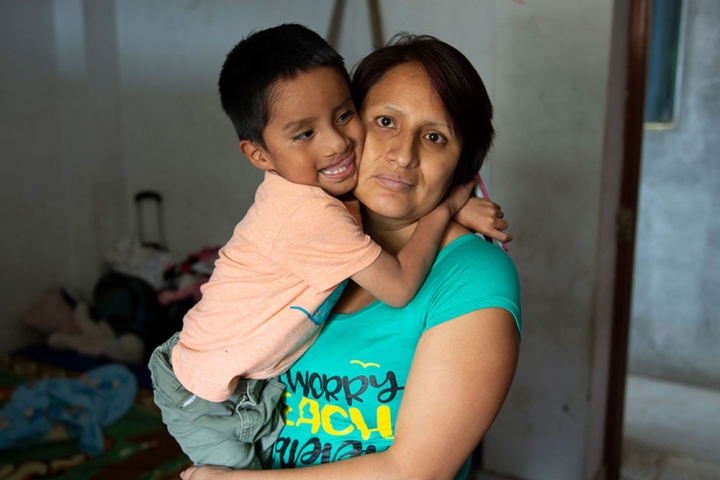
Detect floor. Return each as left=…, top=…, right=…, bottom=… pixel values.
left=472, top=374, right=720, bottom=480
left=621, top=374, right=720, bottom=480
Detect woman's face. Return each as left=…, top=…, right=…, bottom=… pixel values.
left=354, top=62, right=462, bottom=223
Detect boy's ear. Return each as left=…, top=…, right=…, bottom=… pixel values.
left=239, top=140, right=274, bottom=171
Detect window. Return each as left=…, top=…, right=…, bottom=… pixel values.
left=644, top=0, right=685, bottom=128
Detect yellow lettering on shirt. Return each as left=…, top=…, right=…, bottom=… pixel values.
left=348, top=405, right=393, bottom=440
left=283, top=392, right=294, bottom=426
left=321, top=404, right=354, bottom=436
left=294, top=397, right=321, bottom=434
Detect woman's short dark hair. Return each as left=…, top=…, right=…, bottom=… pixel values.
left=352, top=34, right=494, bottom=189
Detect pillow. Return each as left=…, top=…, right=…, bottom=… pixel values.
left=22, top=287, right=80, bottom=335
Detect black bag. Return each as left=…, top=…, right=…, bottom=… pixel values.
left=91, top=190, right=170, bottom=361
left=91, top=271, right=161, bottom=340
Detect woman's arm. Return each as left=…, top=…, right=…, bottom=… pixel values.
left=182, top=307, right=519, bottom=480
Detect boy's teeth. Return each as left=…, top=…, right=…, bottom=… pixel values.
left=322, top=165, right=348, bottom=175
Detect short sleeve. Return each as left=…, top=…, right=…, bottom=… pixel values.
left=422, top=236, right=522, bottom=336
left=270, top=198, right=382, bottom=292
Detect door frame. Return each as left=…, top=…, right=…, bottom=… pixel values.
left=603, top=0, right=652, bottom=478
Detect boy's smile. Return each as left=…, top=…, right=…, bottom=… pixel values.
left=240, top=66, right=365, bottom=197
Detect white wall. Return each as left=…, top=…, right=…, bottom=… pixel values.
left=0, top=1, right=624, bottom=478
left=113, top=0, right=497, bottom=259
left=0, top=0, right=128, bottom=351
left=485, top=1, right=618, bottom=478
left=0, top=1, right=67, bottom=351
left=0, top=0, right=497, bottom=343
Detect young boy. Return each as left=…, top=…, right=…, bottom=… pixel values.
left=148, top=24, right=494, bottom=470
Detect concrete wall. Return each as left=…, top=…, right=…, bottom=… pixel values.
left=0, top=0, right=497, bottom=353
left=113, top=0, right=497, bottom=262
left=0, top=0, right=128, bottom=351
left=0, top=1, right=627, bottom=478
left=484, top=1, right=619, bottom=478
left=629, top=0, right=720, bottom=389
left=1, top=1, right=66, bottom=351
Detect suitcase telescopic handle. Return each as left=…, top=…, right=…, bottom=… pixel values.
left=135, top=191, right=163, bottom=204
left=134, top=190, right=166, bottom=250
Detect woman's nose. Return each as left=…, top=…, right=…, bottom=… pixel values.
left=387, top=132, right=418, bottom=168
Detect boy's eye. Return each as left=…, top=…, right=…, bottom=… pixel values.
left=424, top=132, right=446, bottom=144
left=337, top=110, right=355, bottom=122
left=293, top=130, right=314, bottom=141
left=376, top=116, right=394, bottom=128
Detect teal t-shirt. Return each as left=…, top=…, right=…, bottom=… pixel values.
left=271, top=234, right=521, bottom=478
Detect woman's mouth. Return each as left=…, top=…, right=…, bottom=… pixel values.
left=320, top=153, right=355, bottom=181
left=373, top=173, right=415, bottom=191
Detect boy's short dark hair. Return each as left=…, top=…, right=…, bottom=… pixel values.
left=219, top=24, right=350, bottom=147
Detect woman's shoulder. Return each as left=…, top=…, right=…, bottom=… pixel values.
left=418, top=232, right=521, bottom=335
left=437, top=232, right=517, bottom=277
left=439, top=220, right=512, bottom=259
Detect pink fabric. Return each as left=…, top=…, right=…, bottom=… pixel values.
left=23, top=287, right=79, bottom=335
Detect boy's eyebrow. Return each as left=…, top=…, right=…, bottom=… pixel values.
left=282, top=117, right=315, bottom=132
left=281, top=96, right=355, bottom=132
left=335, top=96, right=354, bottom=110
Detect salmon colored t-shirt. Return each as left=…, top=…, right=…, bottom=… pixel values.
left=172, top=172, right=382, bottom=402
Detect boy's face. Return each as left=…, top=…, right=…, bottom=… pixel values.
left=241, top=66, right=365, bottom=197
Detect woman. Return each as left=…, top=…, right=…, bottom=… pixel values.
left=183, top=33, right=520, bottom=480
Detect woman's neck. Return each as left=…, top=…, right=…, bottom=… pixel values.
left=332, top=209, right=418, bottom=315
left=361, top=210, right=418, bottom=256
left=333, top=208, right=470, bottom=315
left=362, top=207, right=469, bottom=253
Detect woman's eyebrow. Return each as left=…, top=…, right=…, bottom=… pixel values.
left=373, top=103, right=451, bottom=129
left=375, top=103, right=407, bottom=118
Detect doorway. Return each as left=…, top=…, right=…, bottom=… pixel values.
left=621, top=0, right=720, bottom=478
left=605, top=0, right=720, bottom=479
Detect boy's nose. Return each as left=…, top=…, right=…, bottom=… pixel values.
left=325, top=126, right=351, bottom=156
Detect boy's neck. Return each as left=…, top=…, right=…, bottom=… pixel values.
left=335, top=191, right=356, bottom=202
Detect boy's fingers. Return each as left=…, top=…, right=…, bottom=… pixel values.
left=180, top=468, right=195, bottom=480
left=484, top=229, right=513, bottom=243
left=494, top=219, right=509, bottom=230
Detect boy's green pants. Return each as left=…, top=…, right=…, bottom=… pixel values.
left=148, top=333, right=286, bottom=469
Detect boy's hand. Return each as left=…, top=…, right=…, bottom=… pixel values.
left=454, top=197, right=513, bottom=243
left=440, top=180, right=476, bottom=217
left=180, top=466, right=233, bottom=480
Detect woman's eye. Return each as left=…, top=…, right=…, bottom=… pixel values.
left=376, top=116, right=394, bottom=128
left=425, top=132, right=446, bottom=144
left=293, top=130, right=313, bottom=141
left=337, top=110, right=355, bottom=122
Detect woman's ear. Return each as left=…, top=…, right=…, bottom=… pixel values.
left=239, top=140, right=274, bottom=171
